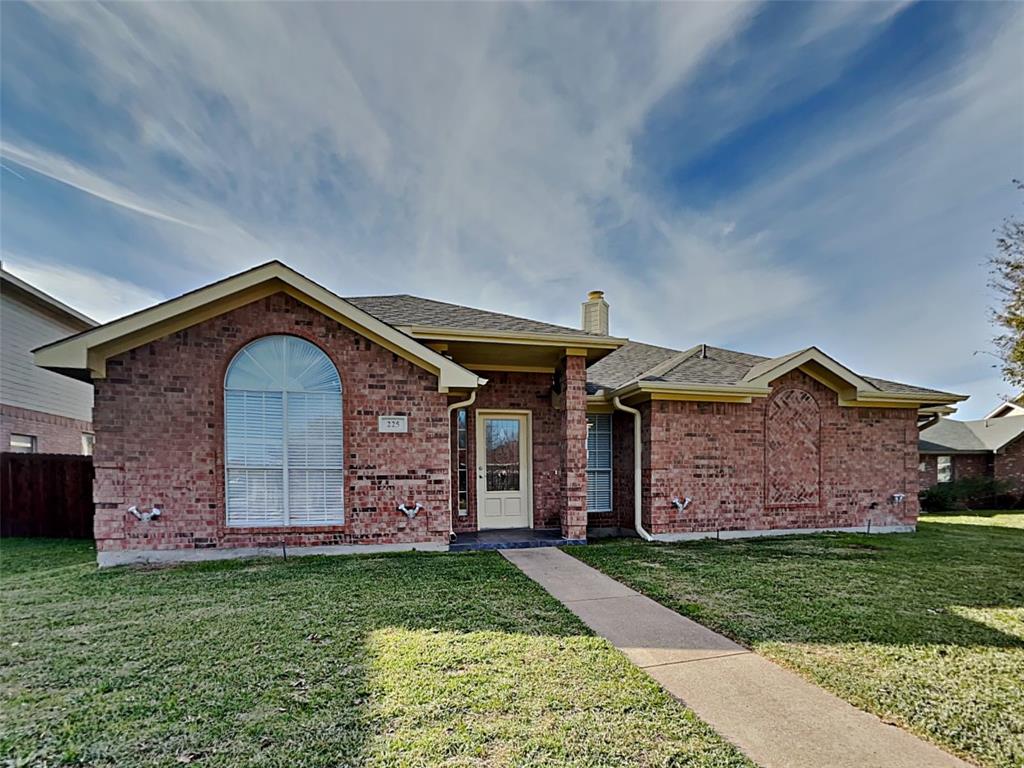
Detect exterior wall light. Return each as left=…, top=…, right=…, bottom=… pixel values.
left=398, top=502, right=424, bottom=519
left=128, top=505, right=162, bottom=522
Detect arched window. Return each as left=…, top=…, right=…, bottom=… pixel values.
left=225, top=336, right=343, bottom=526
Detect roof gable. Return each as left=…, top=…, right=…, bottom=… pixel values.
left=1, top=268, right=96, bottom=329
left=985, top=400, right=1024, bottom=419
left=920, top=415, right=1024, bottom=453
left=588, top=341, right=965, bottom=407
left=33, top=261, right=483, bottom=392
left=742, top=347, right=877, bottom=393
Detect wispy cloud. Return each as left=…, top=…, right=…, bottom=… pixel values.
left=1, top=2, right=1021, bottom=416
left=1, top=253, right=163, bottom=323
left=0, top=141, right=209, bottom=230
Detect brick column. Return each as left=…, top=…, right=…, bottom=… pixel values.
left=560, top=353, right=588, bottom=541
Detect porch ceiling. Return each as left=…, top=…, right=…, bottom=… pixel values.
left=427, top=337, right=616, bottom=371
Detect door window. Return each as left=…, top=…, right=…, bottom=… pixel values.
left=485, top=418, right=520, bottom=491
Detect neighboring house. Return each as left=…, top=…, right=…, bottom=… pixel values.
left=1, top=268, right=96, bottom=454
left=985, top=396, right=1024, bottom=419
left=918, top=414, right=1024, bottom=491
left=33, top=262, right=965, bottom=566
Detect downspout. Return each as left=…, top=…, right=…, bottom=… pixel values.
left=447, top=391, right=477, bottom=544
left=612, top=396, right=653, bottom=541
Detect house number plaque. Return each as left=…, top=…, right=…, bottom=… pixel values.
left=378, top=415, right=408, bottom=433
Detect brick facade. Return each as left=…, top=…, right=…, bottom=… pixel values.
left=92, top=293, right=452, bottom=555
left=918, top=454, right=938, bottom=489
left=450, top=370, right=562, bottom=534
left=632, top=370, right=919, bottom=535
left=559, top=354, right=588, bottom=540
left=586, top=410, right=635, bottom=532
left=952, top=454, right=991, bottom=482
left=92, top=292, right=593, bottom=557
left=85, top=289, right=929, bottom=557
left=0, top=403, right=92, bottom=455
left=993, top=437, right=1024, bottom=493
left=448, top=358, right=588, bottom=539
left=918, top=452, right=994, bottom=490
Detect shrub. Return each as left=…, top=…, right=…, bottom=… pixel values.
left=919, top=476, right=1016, bottom=511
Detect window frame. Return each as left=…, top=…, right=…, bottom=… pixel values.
left=586, top=413, right=613, bottom=513
left=224, top=336, right=344, bottom=528
left=456, top=408, right=469, bottom=516
left=936, top=455, right=953, bottom=484
left=9, top=434, right=36, bottom=454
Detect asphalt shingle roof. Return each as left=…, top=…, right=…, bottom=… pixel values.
left=585, top=341, right=679, bottom=393
left=341, top=293, right=960, bottom=403
left=919, top=415, right=1024, bottom=453
left=345, top=295, right=607, bottom=337
left=656, top=347, right=767, bottom=386
left=587, top=341, right=960, bottom=401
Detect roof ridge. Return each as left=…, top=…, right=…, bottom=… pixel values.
left=345, top=293, right=605, bottom=336
left=637, top=344, right=702, bottom=380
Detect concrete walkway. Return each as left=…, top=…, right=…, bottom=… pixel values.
left=502, top=547, right=970, bottom=768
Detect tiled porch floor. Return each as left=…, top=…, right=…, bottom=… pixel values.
left=449, top=528, right=585, bottom=552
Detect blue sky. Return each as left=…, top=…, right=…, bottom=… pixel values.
left=1, top=1, right=1021, bottom=417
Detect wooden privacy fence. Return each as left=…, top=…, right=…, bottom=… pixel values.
left=1, top=453, right=94, bottom=538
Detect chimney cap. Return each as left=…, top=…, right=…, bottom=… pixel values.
left=586, top=290, right=605, bottom=301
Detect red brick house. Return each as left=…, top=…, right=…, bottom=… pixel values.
left=918, top=414, right=1024, bottom=493
left=34, top=262, right=965, bottom=566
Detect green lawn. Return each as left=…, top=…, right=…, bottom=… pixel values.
left=0, top=540, right=752, bottom=768
left=569, top=512, right=1024, bottom=768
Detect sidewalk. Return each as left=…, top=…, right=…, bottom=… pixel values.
left=502, top=547, right=970, bottom=768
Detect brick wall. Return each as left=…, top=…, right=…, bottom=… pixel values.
left=0, top=403, right=91, bottom=455
left=643, top=370, right=919, bottom=534
left=918, top=454, right=938, bottom=489
left=918, top=453, right=994, bottom=491
left=92, top=292, right=451, bottom=554
left=586, top=410, right=634, bottom=531
left=450, top=369, right=572, bottom=534
left=447, top=359, right=587, bottom=539
left=994, top=437, right=1024, bottom=492
left=953, top=453, right=991, bottom=482
left=559, top=354, right=588, bottom=540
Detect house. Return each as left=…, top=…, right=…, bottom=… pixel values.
left=33, top=262, right=965, bottom=566
left=918, top=414, right=1024, bottom=491
left=985, top=396, right=1024, bottom=419
left=1, top=268, right=96, bottom=454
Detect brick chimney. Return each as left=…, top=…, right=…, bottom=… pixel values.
left=581, top=290, right=609, bottom=335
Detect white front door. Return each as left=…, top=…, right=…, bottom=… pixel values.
left=476, top=412, right=531, bottom=529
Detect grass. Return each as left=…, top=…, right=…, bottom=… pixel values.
left=569, top=511, right=1024, bottom=768
left=0, top=539, right=753, bottom=767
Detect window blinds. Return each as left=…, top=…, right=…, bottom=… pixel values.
left=225, top=336, right=343, bottom=527
left=586, top=413, right=613, bottom=513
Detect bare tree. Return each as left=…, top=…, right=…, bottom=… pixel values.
left=990, top=180, right=1024, bottom=390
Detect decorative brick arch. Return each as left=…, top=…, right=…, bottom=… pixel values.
left=765, top=388, right=821, bottom=507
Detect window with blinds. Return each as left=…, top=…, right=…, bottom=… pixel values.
left=224, top=335, right=343, bottom=527
left=586, top=413, right=612, bottom=513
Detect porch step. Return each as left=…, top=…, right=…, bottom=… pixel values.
left=449, top=528, right=586, bottom=552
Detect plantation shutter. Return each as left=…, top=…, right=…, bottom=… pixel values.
left=586, top=413, right=613, bottom=512
left=225, top=391, right=285, bottom=526
left=224, top=336, right=343, bottom=526
left=286, top=392, right=344, bottom=524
